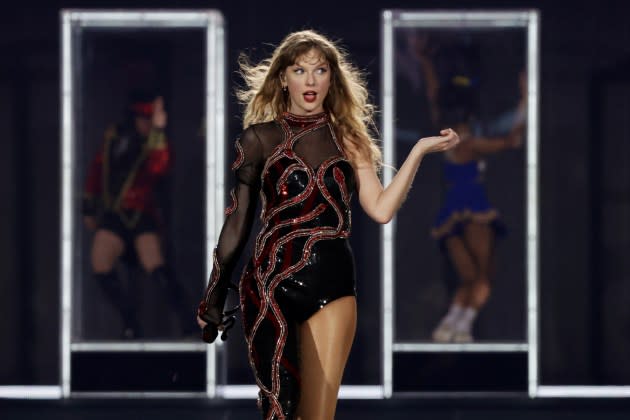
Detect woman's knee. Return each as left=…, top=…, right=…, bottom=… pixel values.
left=135, top=233, right=164, bottom=272
left=140, top=258, right=164, bottom=274
left=480, top=281, right=491, bottom=295
left=472, top=277, right=492, bottom=302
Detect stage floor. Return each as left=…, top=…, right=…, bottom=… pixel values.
left=3, top=396, right=630, bottom=419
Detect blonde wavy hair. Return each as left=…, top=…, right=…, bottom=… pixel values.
left=236, top=30, right=382, bottom=169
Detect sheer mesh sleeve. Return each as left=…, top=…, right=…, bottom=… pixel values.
left=215, top=126, right=263, bottom=267
left=198, top=125, right=264, bottom=341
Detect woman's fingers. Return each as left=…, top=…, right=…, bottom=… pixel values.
left=152, top=97, right=167, bottom=128
left=442, top=128, right=459, bottom=147
left=416, top=129, right=459, bottom=154
left=432, top=131, right=458, bottom=151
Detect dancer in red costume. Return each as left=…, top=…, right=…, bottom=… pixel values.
left=83, top=94, right=192, bottom=338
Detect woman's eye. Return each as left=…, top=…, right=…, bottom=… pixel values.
left=317, top=67, right=328, bottom=74
left=294, top=68, right=304, bottom=74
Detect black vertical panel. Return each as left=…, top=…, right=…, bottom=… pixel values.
left=589, top=58, right=630, bottom=385
left=0, top=72, right=19, bottom=383
left=12, top=54, right=34, bottom=383
left=588, top=66, right=603, bottom=384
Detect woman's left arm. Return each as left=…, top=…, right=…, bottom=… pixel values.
left=352, top=129, right=459, bottom=224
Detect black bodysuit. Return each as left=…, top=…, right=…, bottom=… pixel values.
left=199, top=111, right=356, bottom=419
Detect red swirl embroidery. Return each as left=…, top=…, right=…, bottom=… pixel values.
left=224, top=188, right=238, bottom=216
left=231, top=139, right=245, bottom=171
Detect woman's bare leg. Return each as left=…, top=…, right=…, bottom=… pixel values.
left=91, top=229, right=125, bottom=273
left=445, top=235, right=479, bottom=308
left=440, top=222, right=495, bottom=342
left=432, top=236, right=478, bottom=342
left=134, top=232, right=165, bottom=273
left=297, top=296, right=356, bottom=420
left=462, top=222, right=495, bottom=310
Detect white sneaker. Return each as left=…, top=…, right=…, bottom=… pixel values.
left=432, top=322, right=455, bottom=342
left=452, top=329, right=473, bottom=343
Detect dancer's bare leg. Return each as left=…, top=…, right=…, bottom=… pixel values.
left=297, top=296, right=356, bottom=420
left=438, top=222, right=495, bottom=342
left=463, top=222, right=494, bottom=309
left=91, top=229, right=125, bottom=272
left=432, top=236, right=478, bottom=341
left=445, top=235, right=478, bottom=307
left=135, top=232, right=165, bottom=272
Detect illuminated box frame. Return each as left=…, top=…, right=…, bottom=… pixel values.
left=380, top=9, right=541, bottom=397
left=58, top=9, right=226, bottom=398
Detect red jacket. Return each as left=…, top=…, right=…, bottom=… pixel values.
left=83, top=126, right=171, bottom=218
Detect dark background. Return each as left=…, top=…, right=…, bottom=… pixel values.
left=1, top=0, right=629, bottom=390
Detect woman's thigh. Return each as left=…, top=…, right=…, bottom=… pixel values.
left=298, top=296, right=357, bottom=420
left=134, top=232, right=164, bottom=272
left=91, top=229, right=125, bottom=272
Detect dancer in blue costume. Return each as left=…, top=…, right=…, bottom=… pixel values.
left=424, top=50, right=526, bottom=343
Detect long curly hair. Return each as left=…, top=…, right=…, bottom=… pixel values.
left=236, top=30, right=382, bottom=169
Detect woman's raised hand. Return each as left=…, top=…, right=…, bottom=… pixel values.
left=152, top=96, right=167, bottom=129
left=415, top=128, right=460, bottom=155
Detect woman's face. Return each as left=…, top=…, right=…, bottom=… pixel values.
left=282, top=48, right=331, bottom=115
left=135, top=115, right=152, bottom=137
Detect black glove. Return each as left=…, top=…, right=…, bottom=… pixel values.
left=198, top=280, right=238, bottom=343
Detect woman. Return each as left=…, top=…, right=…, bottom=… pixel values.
left=430, top=73, right=525, bottom=343
left=84, top=95, right=192, bottom=338
left=197, top=30, right=458, bottom=419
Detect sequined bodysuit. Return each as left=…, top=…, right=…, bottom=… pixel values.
left=199, top=112, right=356, bottom=420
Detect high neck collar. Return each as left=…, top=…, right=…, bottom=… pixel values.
left=281, top=111, right=329, bottom=128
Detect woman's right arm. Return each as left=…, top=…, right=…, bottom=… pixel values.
left=349, top=129, right=459, bottom=224
left=197, top=126, right=264, bottom=342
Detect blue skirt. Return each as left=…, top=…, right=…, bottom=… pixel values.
left=431, top=181, right=506, bottom=242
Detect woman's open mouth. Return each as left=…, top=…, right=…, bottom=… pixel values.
left=303, top=91, right=317, bottom=103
